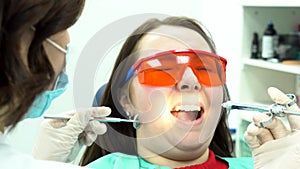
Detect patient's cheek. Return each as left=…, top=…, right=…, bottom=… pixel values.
left=130, top=82, right=168, bottom=122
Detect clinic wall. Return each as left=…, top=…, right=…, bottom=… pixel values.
left=7, top=0, right=242, bottom=154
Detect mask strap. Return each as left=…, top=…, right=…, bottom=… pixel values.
left=45, top=38, right=67, bottom=54
left=31, top=26, right=67, bottom=54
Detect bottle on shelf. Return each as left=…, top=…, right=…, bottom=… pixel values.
left=251, top=32, right=259, bottom=59
left=261, top=20, right=278, bottom=60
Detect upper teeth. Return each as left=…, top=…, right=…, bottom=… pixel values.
left=175, top=105, right=201, bottom=111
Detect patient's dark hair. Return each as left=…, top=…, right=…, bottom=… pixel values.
left=80, top=16, right=233, bottom=166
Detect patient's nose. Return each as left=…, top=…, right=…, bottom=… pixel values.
left=176, top=67, right=201, bottom=92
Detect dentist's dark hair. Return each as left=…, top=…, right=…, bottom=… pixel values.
left=80, top=16, right=233, bottom=166
left=0, top=0, right=85, bottom=129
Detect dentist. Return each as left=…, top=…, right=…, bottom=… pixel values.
left=0, top=0, right=110, bottom=168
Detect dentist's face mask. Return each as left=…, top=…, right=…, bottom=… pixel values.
left=25, top=38, right=69, bottom=118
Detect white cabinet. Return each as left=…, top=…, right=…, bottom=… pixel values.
left=235, top=1, right=300, bottom=157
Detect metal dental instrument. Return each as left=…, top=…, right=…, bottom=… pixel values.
left=222, top=94, right=299, bottom=127
left=222, top=94, right=300, bottom=117
left=222, top=101, right=269, bottom=113
left=43, top=114, right=139, bottom=123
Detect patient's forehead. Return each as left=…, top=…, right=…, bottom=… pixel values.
left=135, top=25, right=211, bottom=58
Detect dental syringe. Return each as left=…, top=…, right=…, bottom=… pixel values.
left=43, top=114, right=138, bottom=123
left=222, top=94, right=300, bottom=117
left=222, top=101, right=269, bottom=113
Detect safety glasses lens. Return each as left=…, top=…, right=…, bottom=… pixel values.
left=133, top=50, right=226, bottom=87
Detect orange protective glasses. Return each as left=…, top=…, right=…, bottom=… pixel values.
left=125, top=49, right=227, bottom=87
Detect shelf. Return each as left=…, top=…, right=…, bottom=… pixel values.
left=243, top=58, right=300, bottom=75
left=241, top=0, right=300, bottom=7
left=237, top=3, right=299, bottom=157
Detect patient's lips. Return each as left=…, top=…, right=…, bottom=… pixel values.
left=171, top=105, right=203, bottom=121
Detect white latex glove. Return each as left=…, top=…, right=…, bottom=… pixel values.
left=244, top=87, right=300, bottom=169
left=32, top=107, right=111, bottom=163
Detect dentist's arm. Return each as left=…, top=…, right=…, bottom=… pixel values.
left=244, top=87, right=300, bottom=169
left=32, top=107, right=111, bottom=163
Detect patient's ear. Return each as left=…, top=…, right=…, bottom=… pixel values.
left=119, top=94, right=134, bottom=114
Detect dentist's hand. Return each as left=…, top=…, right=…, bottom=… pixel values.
left=244, top=87, right=300, bottom=169
left=32, top=107, right=111, bottom=163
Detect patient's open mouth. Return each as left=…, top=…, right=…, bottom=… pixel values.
left=171, top=105, right=204, bottom=121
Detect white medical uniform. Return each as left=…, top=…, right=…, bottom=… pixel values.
left=0, top=132, right=87, bottom=169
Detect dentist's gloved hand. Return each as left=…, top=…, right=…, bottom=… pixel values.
left=32, top=107, right=111, bottom=163
left=244, top=87, right=300, bottom=169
